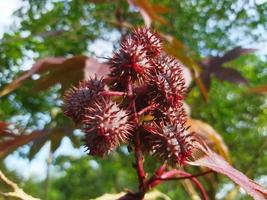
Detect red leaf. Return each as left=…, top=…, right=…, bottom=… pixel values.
left=0, top=130, right=48, bottom=158
left=213, top=67, right=248, bottom=85
left=0, top=56, right=109, bottom=97
left=0, top=127, right=73, bottom=159
left=0, top=122, right=9, bottom=136
left=0, top=57, right=65, bottom=97
left=221, top=47, right=256, bottom=63
left=188, top=148, right=267, bottom=200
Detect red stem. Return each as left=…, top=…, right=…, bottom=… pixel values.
left=155, top=163, right=167, bottom=176
left=100, top=91, right=127, bottom=97
left=127, top=78, right=146, bottom=196
left=137, top=103, right=158, bottom=116
left=156, top=170, right=213, bottom=181
left=124, top=79, right=209, bottom=199
left=149, top=169, right=210, bottom=200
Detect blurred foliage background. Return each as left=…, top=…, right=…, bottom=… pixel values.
left=0, top=0, right=267, bottom=199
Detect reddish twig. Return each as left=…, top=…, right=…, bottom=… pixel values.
left=100, top=91, right=127, bottom=97
left=156, top=170, right=213, bottom=181
left=127, top=78, right=147, bottom=196
left=137, top=103, right=158, bottom=116
left=0, top=170, right=40, bottom=200
left=151, top=169, right=210, bottom=200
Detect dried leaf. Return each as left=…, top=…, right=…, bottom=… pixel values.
left=128, top=0, right=168, bottom=27
left=163, top=35, right=198, bottom=70
left=194, top=76, right=209, bottom=103
left=248, top=84, right=267, bottom=94
left=187, top=119, right=231, bottom=163
left=189, top=149, right=267, bottom=200
left=199, top=70, right=211, bottom=91
left=0, top=170, right=40, bottom=200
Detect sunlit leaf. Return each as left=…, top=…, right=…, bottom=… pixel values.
left=189, top=149, right=267, bottom=200
left=93, top=190, right=171, bottom=200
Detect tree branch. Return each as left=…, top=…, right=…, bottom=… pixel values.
left=0, top=170, right=40, bottom=200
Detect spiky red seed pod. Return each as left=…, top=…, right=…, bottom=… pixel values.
left=163, top=106, right=188, bottom=127
left=82, top=97, right=133, bottom=156
left=143, top=122, right=195, bottom=165
left=148, top=56, right=186, bottom=107
left=108, top=28, right=162, bottom=88
left=108, top=37, right=152, bottom=83
left=132, top=27, right=162, bottom=57
left=63, top=77, right=104, bottom=123
left=84, top=134, right=114, bottom=157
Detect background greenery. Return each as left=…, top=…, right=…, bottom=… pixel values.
left=0, top=0, right=266, bottom=199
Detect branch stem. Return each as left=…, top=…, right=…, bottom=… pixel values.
left=0, top=170, right=40, bottom=200
left=148, top=169, right=210, bottom=200
left=137, top=103, right=158, bottom=116
left=127, top=78, right=146, bottom=196
left=101, top=91, right=127, bottom=97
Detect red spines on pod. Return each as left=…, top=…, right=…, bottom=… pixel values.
left=108, top=28, right=162, bottom=89
left=63, top=77, right=104, bottom=123
left=82, top=97, right=133, bottom=156
left=163, top=106, right=188, bottom=127
left=151, top=56, right=186, bottom=107
left=132, top=27, right=162, bottom=57
left=63, top=28, right=196, bottom=165
left=108, top=38, right=152, bottom=86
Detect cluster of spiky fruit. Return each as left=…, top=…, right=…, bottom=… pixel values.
left=63, top=28, right=195, bottom=165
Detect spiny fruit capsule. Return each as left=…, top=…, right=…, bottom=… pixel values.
left=149, top=55, right=186, bottom=107
left=82, top=97, right=133, bottom=156
left=63, top=28, right=195, bottom=164
left=63, top=77, right=104, bottom=123
left=143, top=122, right=195, bottom=165
left=108, top=28, right=162, bottom=87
